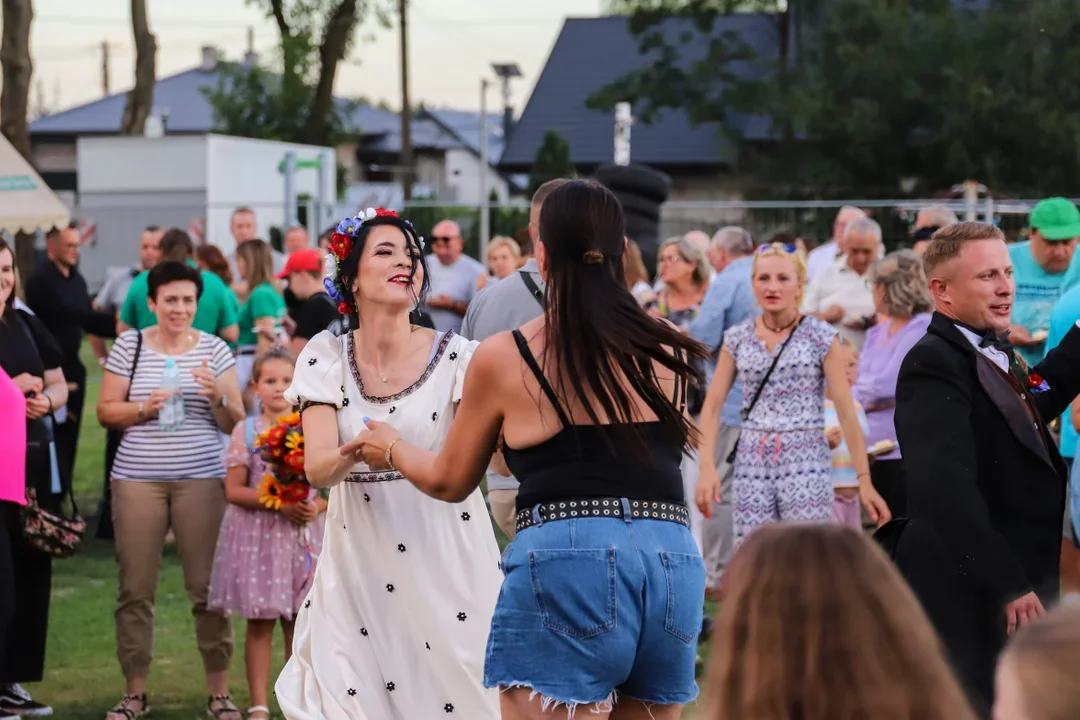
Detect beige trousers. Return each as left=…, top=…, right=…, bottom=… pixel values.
left=488, top=488, right=518, bottom=540
left=112, top=477, right=234, bottom=679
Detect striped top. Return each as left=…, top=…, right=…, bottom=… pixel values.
left=106, top=329, right=235, bottom=481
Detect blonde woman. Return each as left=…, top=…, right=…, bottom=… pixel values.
left=647, top=237, right=711, bottom=331
left=234, top=239, right=286, bottom=392
left=694, top=243, right=890, bottom=545
left=476, top=236, right=522, bottom=290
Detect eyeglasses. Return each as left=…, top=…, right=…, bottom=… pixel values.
left=430, top=236, right=456, bottom=244
left=756, top=242, right=797, bottom=254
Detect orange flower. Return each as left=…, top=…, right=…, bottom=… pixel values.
left=265, top=425, right=287, bottom=448
left=257, top=474, right=285, bottom=510
left=284, top=449, right=305, bottom=473
left=281, top=482, right=310, bottom=505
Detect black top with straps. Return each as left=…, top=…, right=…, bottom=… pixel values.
left=503, top=330, right=686, bottom=513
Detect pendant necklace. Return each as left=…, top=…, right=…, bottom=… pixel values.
left=761, top=313, right=800, bottom=333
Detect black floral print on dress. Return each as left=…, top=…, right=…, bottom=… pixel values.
left=444, top=704, right=454, bottom=713
left=386, top=583, right=394, bottom=592
left=308, top=358, right=317, bottom=366
left=456, top=612, right=466, bottom=622
left=386, top=682, right=396, bottom=692
left=348, top=688, right=356, bottom=697
left=460, top=512, right=470, bottom=521
left=398, top=543, right=406, bottom=552
left=360, top=627, right=368, bottom=636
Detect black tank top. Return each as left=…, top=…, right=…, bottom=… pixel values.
left=503, top=330, right=686, bottom=512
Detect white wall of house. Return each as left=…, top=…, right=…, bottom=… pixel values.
left=443, top=147, right=509, bottom=203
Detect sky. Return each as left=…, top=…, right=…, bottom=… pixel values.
left=31, top=0, right=604, bottom=117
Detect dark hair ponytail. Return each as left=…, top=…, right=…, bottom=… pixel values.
left=539, top=179, right=707, bottom=453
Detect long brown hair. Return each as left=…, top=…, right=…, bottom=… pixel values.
left=705, top=524, right=976, bottom=720
left=195, top=244, right=233, bottom=285
left=538, top=179, right=706, bottom=454
left=999, top=605, right=1080, bottom=720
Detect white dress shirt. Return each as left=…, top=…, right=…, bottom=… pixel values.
left=954, top=324, right=1009, bottom=373
left=801, top=258, right=875, bottom=349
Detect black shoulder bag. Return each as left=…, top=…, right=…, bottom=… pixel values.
left=726, top=317, right=805, bottom=464
left=519, top=271, right=545, bottom=309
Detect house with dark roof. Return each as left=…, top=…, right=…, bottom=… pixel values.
left=498, top=14, right=780, bottom=202
left=29, top=46, right=519, bottom=203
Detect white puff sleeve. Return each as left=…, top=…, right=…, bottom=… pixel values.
left=285, top=330, right=348, bottom=410
left=448, top=334, right=480, bottom=403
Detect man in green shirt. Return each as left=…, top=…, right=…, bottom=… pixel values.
left=118, top=228, right=240, bottom=344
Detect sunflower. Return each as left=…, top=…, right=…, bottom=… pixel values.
left=285, top=430, right=304, bottom=452
left=284, top=411, right=302, bottom=426
left=257, top=474, right=285, bottom=510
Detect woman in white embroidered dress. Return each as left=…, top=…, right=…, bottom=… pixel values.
left=275, top=209, right=502, bottom=720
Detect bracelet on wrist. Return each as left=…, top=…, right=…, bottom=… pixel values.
left=385, top=438, right=402, bottom=470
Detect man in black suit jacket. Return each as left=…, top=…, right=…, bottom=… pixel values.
left=888, top=222, right=1080, bottom=716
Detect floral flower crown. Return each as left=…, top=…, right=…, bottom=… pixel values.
left=322, top=207, right=425, bottom=315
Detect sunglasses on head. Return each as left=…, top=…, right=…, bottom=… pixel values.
left=756, top=242, right=798, bottom=254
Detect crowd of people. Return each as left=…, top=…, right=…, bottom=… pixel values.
left=0, top=184, right=1079, bottom=720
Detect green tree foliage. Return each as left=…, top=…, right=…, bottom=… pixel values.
left=202, top=0, right=388, bottom=147
left=588, top=0, right=1080, bottom=197
left=527, top=129, right=577, bottom=198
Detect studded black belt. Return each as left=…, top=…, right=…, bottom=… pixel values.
left=515, top=497, right=690, bottom=533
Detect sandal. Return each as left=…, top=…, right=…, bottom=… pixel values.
left=207, top=695, right=242, bottom=720
left=247, top=706, right=271, bottom=720
left=105, top=694, right=149, bottom=720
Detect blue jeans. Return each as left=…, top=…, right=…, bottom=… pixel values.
left=484, top=499, right=705, bottom=708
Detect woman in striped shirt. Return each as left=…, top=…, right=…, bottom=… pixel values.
left=97, top=261, right=245, bottom=720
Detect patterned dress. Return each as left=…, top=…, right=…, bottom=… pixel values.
left=275, top=329, right=502, bottom=720
left=723, top=316, right=838, bottom=544
left=208, top=416, right=326, bottom=620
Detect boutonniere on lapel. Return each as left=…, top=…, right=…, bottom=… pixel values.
left=1028, top=372, right=1051, bottom=394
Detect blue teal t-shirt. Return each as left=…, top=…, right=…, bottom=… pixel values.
left=1048, top=286, right=1080, bottom=458
left=1009, top=241, right=1080, bottom=366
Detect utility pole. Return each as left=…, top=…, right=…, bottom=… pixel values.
left=398, top=0, right=413, bottom=202
left=101, top=40, right=110, bottom=95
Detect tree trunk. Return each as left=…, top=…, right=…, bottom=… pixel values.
left=1, top=0, right=38, bottom=284
left=120, top=0, right=157, bottom=135
left=303, top=0, right=358, bottom=146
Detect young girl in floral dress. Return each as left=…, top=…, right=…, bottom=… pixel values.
left=209, top=348, right=327, bottom=720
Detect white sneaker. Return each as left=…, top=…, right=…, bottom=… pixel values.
left=0, top=684, right=52, bottom=717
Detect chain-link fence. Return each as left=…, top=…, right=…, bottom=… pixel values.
left=59, top=196, right=1058, bottom=292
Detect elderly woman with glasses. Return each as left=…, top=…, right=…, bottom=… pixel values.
left=695, top=243, right=891, bottom=546
left=647, top=237, right=712, bottom=330
left=853, top=250, right=934, bottom=518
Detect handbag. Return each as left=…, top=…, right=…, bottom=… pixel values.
left=22, top=484, right=85, bottom=558
left=14, top=309, right=86, bottom=557
left=726, top=317, right=805, bottom=464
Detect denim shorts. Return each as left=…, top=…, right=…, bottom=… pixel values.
left=483, top=498, right=706, bottom=709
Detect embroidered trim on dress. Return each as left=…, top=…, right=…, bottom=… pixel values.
left=300, top=400, right=337, bottom=413
left=346, top=330, right=456, bottom=404
left=346, top=470, right=404, bottom=483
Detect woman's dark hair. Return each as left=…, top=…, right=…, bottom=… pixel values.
left=539, top=179, right=707, bottom=452
left=338, top=216, right=430, bottom=315
left=195, top=244, right=233, bottom=285
left=148, top=261, right=204, bottom=302
left=0, top=236, right=15, bottom=317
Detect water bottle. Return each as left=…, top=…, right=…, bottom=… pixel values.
left=158, top=358, right=186, bottom=432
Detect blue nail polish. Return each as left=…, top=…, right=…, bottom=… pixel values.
left=362, top=416, right=371, bottom=423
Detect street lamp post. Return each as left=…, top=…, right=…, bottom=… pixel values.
left=478, top=62, right=522, bottom=261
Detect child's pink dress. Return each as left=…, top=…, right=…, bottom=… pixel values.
left=208, top=416, right=325, bottom=620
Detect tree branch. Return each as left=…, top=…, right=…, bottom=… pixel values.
left=303, top=0, right=358, bottom=145
left=270, top=0, right=292, bottom=38
left=120, top=0, right=157, bottom=135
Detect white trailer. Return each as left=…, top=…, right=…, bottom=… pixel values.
left=74, top=134, right=336, bottom=290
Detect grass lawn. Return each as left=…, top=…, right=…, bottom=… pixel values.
left=31, top=343, right=710, bottom=718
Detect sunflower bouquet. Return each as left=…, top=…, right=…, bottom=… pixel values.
left=255, top=411, right=310, bottom=509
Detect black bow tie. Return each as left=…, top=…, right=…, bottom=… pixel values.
left=978, top=330, right=1013, bottom=353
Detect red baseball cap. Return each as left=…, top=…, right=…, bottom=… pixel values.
left=276, top=248, right=323, bottom=279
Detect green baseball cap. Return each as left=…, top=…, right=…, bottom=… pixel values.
left=1030, top=197, right=1080, bottom=241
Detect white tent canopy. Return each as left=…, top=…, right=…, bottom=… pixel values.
left=0, top=134, right=69, bottom=234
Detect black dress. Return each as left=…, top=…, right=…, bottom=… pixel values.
left=0, top=309, right=65, bottom=684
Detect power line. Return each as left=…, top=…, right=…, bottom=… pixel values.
left=34, top=12, right=557, bottom=29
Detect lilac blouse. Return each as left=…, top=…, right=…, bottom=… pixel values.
left=853, top=313, right=932, bottom=461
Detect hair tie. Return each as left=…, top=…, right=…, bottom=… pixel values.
left=583, top=250, right=604, bottom=264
